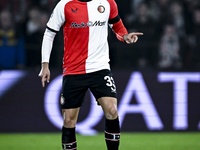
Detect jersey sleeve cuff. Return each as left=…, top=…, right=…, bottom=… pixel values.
left=46, top=26, right=59, bottom=33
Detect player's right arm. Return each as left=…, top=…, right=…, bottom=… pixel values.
left=38, top=1, right=66, bottom=87
left=38, top=28, right=57, bottom=87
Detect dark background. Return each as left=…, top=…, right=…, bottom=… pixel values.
left=0, top=70, right=200, bottom=133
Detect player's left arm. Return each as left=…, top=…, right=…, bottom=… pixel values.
left=108, top=0, right=143, bottom=44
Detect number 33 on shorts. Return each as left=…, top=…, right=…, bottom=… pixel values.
left=104, top=76, right=116, bottom=93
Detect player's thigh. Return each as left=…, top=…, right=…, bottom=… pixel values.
left=61, top=75, right=88, bottom=109
left=98, top=97, right=118, bottom=119
left=90, top=69, right=117, bottom=102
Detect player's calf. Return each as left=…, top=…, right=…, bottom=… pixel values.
left=62, top=127, right=77, bottom=150
left=105, top=117, right=120, bottom=150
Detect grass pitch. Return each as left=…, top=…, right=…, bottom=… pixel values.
left=0, top=132, right=199, bottom=150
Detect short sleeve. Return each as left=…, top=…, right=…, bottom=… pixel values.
left=47, top=1, right=66, bottom=32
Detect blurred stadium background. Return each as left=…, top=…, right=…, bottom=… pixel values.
left=0, top=0, right=200, bottom=149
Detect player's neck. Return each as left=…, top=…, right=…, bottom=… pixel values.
left=78, top=0, right=92, bottom=2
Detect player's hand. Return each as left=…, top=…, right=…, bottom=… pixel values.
left=38, top=62, right=50, bottom=87
left=123, top=32, right=143, bottom=44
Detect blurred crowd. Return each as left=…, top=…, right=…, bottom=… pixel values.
left=0, top=0, right=200, bottom=71
left=114, top=0, right=200, bottom=71
left=0, top=0, right=63, bottom=70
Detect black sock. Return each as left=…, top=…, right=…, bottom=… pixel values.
left=105, top=117, right=120, bottom=150
left=62, top=126, right=77, bottom=150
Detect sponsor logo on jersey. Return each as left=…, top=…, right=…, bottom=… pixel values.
left=70, top=21, right=106, bottom=28
left=97, top=5, right=105, bottom=13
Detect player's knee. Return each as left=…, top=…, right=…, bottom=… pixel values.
left=105, top=106, right=118, bottom=119
left=63, top=118, right=76, bottom=128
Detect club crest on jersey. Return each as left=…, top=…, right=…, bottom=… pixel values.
left=60, top=95, right=65, bottom=105
left=97, top=5, right=105, bottom=13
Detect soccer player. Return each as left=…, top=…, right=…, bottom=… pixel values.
left=39, top=0, right=143, bottom=149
